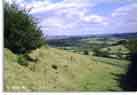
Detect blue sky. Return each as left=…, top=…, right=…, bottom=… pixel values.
left=6, top=0, right=137, bottom=36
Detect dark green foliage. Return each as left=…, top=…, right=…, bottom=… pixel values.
left=124, top=53, right=137, bottom=91
left=107, top=48, right=111, bottom=51
left=113, top=39, right=127, bottom=46
left=114, top=38, right=137, bottom=91
left=120, top=38, right=137, bottom=91
left=93, top=49, right=100, bottom=56
left=93, top=49, right=108, bottom=57
left=83, top=50, right=89, bottom=55
left=117, top=48, right=122, bottom=59
left=4, top=3, right=45, bottom=54
left=17, top=55, right=28, bottom=66
left=125, top=39, right=137, bottom=54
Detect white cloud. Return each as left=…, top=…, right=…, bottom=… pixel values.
left=28, top=0, right=94, bottom=14
left=109, top=4, right=137, bottom=33
left=5, top=0, right=137, bottom=35
left=5, top=0, right=24, bottom=4
left=33, top=0, right=136, bottom=35
left=81, top=15, right=109, bottom=26
left=28, top=0, right=129, bottom=14
left=30, top=0, right=111, bottom=36
left=112, top=4, right=137, bottom=17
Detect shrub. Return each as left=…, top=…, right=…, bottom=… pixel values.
left=83, top=50, right=89, bottom=55
left=113, top=40, right=127, bottom=45
left=4, top=3, right=45, bottom=54
left=93, top=49, right=110, bottom=58
left=17, top=55, right=28, bottom=66
left=120, top=38, right=137, bottom=90
left=125, top=39, right=137, bottom=54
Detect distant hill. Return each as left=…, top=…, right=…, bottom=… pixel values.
left=46, top=32, right=137, bottom=41
left=103, top=32, right=137, bottom=39
left=46, top=32, right=137, bottom=48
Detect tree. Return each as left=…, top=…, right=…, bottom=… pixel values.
left=4, top=3, right=45, bottom=54
left=83, top=50, right=89, bottom=55
left=125, top=39, right=137, bottom=54
left=120, top=38, right=137, bottom=91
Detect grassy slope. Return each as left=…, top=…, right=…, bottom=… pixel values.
left=4, top=47, right=130, bottom=92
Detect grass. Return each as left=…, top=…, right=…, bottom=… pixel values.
left=100, top=45, right=130, bottom=54
left=80, top=37, right=118, bottom=45
left=4, top=47, right=130, bottom=91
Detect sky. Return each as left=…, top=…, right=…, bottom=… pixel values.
left=6, top=0, right=137, bottom=36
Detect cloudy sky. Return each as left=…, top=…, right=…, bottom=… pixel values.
left=6, top=0, right=137, bottom=36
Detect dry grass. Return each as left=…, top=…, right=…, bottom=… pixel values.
left=4, top=47, right=129, bottom=91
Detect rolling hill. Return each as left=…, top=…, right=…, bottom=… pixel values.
left=4, top=47, right=130, bottom=92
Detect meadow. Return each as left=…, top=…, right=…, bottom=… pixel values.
left=5, top=33, right=135, bottom=91
left=5, top=47, right=130, bottom=91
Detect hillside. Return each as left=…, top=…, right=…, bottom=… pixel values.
left=4, top=47, right=130, bottom=92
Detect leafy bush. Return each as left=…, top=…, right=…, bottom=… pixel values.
left=4, top=3, right=45, bottom=54
left=125, top=39, right=137, bottom=54
left=93, top=49, right=107, bottom=57
left=118, top=38, right=137, bottom=91
left=17, top=55, right=28, bottom=66
left=113, top=39, right=127, bottom=46
left=83, top=50, right=89, bottom=55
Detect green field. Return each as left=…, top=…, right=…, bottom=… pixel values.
left=52, top=37, right=131, bottom=60
left=4, top=47, right=130, bottom=91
